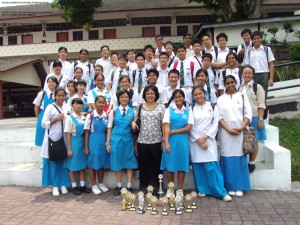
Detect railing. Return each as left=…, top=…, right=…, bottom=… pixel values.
left=274, top=61, right=300, bottom=82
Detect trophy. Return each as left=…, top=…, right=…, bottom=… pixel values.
left=157, top=174, right=164, bottom=200
left=176, top=191, right=185, bottom=210
left=161, top=197, right=169, bottom=216
left=146, top=185, right=154, bottom=195
left=120, top=188, right=128, bottom=211
left=168, top=193, right=176, bottom=211
left=191, top=191, right=198, bottom=209
left=175, top=195, right=183, bottom=215
left=167, top=182, right=175, bottom=197
left=126, top=191, right=132, bottom=210
left=137, top=193, right=145, bottom=214
left=146, top=193, right=153, bottom=210
left=185, top=194, right=193, bottom=213
left=150, top=196, right=158, bottom=215
left=129, top=193, right=136, bottom=211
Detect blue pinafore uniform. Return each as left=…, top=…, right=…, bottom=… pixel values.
left=64, top=115, right=87, bottom=171
left=92, top=89, right=111, bottom=113
left=87, top=113, right=110, bottom=170
left=81, top=96, right=89, bottom=113
left=160, top=107, right=190, bottom=172
left=35, top=92, right=54, bottom=146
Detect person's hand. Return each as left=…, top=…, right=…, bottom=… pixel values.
left=233, top=127, right=243, bottom=133
left=131, top=121, right=139, bottom=131
left=134, top=145, right=138, bottom=156
left=258, top=119, right=264, bottom=130
left=197, top=136, right=207, bottom=146
left=57, top=113, right=65, bottom=121
left=106, top=144, right=111, bottom=153
left=84, top=147, right=89, bottom=155
left=67, top=149, right=72, bottom=158
left=228, top=129, right=240, bottom=136
left=164, top=142, right=171, bottom=153
left=201, top=142, right=208, bottom=150
left=268, top=79, right=274, bottom=86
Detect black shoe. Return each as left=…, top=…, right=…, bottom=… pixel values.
left=127, top=187, right=133, bottom=193
left=72, top=187, right=81, bottom=195
left=114, top=187, right=122, bottom=196
left=248, top=164, right=256, bottom=173
left=80, top=186, right=92, bottom=193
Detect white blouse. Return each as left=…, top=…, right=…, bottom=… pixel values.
left=64, top=112, right=85, bottom=136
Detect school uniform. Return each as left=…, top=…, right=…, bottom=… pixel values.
left=215, top=48, right=236, bottom=81
left=206, top=67, right=219, bottom=94
left=127, top=61, right=138, bottom=74
left=130, top=67, right=148, bottom=94
left=107, top=67, right=129, bottom=94
left=161, top=105, right=193, bottom=172
left=95, top=57, right=114, bottom=81
left=33, top=89, right=55, bottom=146
left=84, top=110, right=110, bottom=170
left=189, top=102, right=227, bottom=198
left=191, top=84, right=217, bottom=105
left=189, top=55, right=203, bottom=69
left=44, top=73, right=67, bottom=90
left=219, top=68, right=241, bottom=91
left=164, top=86, right=190, bottom=106
left=216, top=92, right=252, bottom=191
left=50, top=59, right=71, bottom=78
left=87, top=87, right=112, bottom=113
left=186, top=46, right=194, bottom=58
left=111, top=89, right=138, bottom=109
left=108, top=106, right=138, bottom=171
left=41, top=103, right=71, bottom=187
left=64, top=113, right=87, bottom=171
left=203, top=46, right=217, bottom=62
left=69, top=94, right=89, bottom=113
left=69, top=61, right=95, bottom=85
left=156, top=67, right=170, bottom=87
left=237, top=41, right=252, bottom=65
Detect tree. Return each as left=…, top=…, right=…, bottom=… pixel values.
left=188, top=0, right=264, bottom=21
left=52, top=0, right=102, bottom=29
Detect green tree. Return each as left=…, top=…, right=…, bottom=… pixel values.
left=188, top=0, right=264, bottom=21
left=52, top=0, right=102, bottom=29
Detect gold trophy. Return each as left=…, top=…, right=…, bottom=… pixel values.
left=150, top=196, right=158, bottom=215
left=175, top=195, right=183, bottom=215
left=176, top=191, right=185, bottom=210
left=185, top=194, right=193, bottom=213
left=169, top=193, right=176, bottom=211
left=146, top=185, right=154, bottom=195
left=161, top=197, right=169, bottom=216
left=129, top=193, right=136, bottom=211
left=126, top=191, right=132, bottom=210
left=120, top=188, right=128, bottom=211
left=146, top=193, right=153, bottom=210
left=167, top=182, right=175, bottom=196
left=137, top=192, right=145, bottom=214
left=191, top=191, right=198, bottom=209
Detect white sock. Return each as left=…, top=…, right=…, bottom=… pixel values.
left=249, top=161, right=255, bottom=165
left=127, top=183, right=132, bottom=188
left=80, top=181, right=85, bottom=187
left=92, top=185, right=97, bottom=189
left=71, top=182, right=77, bottom=188
left=99, top=183, right=104, bottom=186
left=117, top=182, right=122, bottom=188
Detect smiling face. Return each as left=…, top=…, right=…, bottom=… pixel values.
left=155, top=37, right=163, bottom=48
left=53, top=65, right=62, bottom=75
left=76, top=83, right=86, bottom=94
left=242, top=67, right=254, bottom=84
left=55, top=90, right=66, bottom=106
left=173, top=91, right=184, bottom=108
left=95, top=97, right=106, bottom=111
left=227, top=54, right=237, bottom=67
left=72, top=102, right=83, bottom=113
left=101, top=47, right=110, bottom=59
left=176, top=48, right=186, bottom=61
left=127, top=51, right=136, bottom=62
left=147, top=72, right=158, bottom=85
left=195, top=72, right=207, bottom=86
left=118, top=92, right=130, bottom=107
left=242, top=32, right=251, bottom=44
left=47, top=78, right=57, bottom=91
left=79, top=51, right=88, bottom=62
left=74, top=68, right=83, bottom=80
left=168, top=72, right=179, bottom=87
left=67, top=83, right=76, bottom=95
left=120, top=77, right=130, bottom=90
left=224, top=77, right=237, bottom=93
left=193, top=88, right=205, bottom=105
left=94, top=66, right=103, bottom=75
left=165, top=43, right=174, bottom=55
left=252, top=35, right=262, bottom=48
left=95, top=75, right=105, bottom=88
left=145, top=89, right=156, bottom=103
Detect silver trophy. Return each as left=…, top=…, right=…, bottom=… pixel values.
left=137, top=193, right=145, bottom=214
left=175, top=195, right=183, bottom=215
left=158, top=174, right=164, bottom=200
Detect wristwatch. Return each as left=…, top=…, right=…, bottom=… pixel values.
left=259, top=117, right=263, bottom=121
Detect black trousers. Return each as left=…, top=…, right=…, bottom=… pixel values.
left=137, top=142, right=162, bottom=190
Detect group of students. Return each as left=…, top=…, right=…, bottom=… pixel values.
left=33, top=29, right=273, bottom=201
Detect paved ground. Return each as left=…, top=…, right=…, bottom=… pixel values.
left=0, top=186, right=300, bottom=225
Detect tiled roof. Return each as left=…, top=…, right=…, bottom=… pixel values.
left=0, top=57, right=42, bottom=72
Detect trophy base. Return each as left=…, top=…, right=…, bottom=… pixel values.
left=180, top=205, right=185, bottom=210
left=137, top=209, right=145, bottom=214
left=191, top=205, right=197, bottom=209
left=150, top=209, right=158, bottom=215
left=169, top=206, right=176, bottom=211
left=146, top=206, right=152, bottom=210
left=161, top=210, right=168, bottom=216
left=129, top=207, right=136, bottom=211
left=121, top=207, right=127, bottom=211
left=126, top=205, right=131, bottom=210
left=175, top=210, right=183, bottom=215
left=185, top=208, right=193, bottom=213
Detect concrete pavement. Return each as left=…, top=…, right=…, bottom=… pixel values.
left=0, top=186, right=300, bottom=225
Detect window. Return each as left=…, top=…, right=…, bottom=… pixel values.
left=0, top=37, right=3, bottom=46
left=160, top=26, right=171, bottom=36
left=177, top=26, right=188, bottom=36
left=22, top=34, right=33, bottom=44
left=142, top=27, right=155, bottom=37
left=73, top=31, right=83, bottom=41
left=8, top=36, right=17, bottom=45
left=57, top=32, right=68, bottom=42
left=89, top=30, right=99, bottom=40
left=103, top=29, right=116, bottom=39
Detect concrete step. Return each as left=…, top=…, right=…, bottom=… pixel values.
left=0, top=142, right=41, bottom=163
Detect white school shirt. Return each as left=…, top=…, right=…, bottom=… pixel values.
left=33, top=89, right=55, bottom=110
left=43, top=73, right=67, bottom=91
left=155, top=46, right=166, bottom=55
left=203, top=83, right=217, bottom=104
left=215, top=48, right=236, bottom=78
left=203, top=46, right=217, bottom=62
left=87, top=87, right=111, bottom=104
left=237, top=41, right=252, bottom=65
left=144, top=59, right=158, bottom=70
left=84, top=110, right=107, bottom=132
left=189, top=55, right=203, bottom=69
left=111, top=89, right=138, bottom=109
left=127, top=61, right=138, bottom=74
left=156, top=67, right=170, bottom=87
left=138, top=84, right=167, bottom=105
left=207, top=67, right=219, bottom=92
left=186, top=46, right=194, bottom=58
left=95, top=57, right=113, bottom=81
left=69, top=61, right=95, bottom=85
left=218, top=67, right=241, bottom=91
left=64, top=112, right=85, bottom=136
left=216, top=92, right=252, bottom=157
left=107, top=67, right=129, bottom=94
left=40, top=103, right=66, bottom=158
left=244, top=45, right=275, bottom=73
left=189, top=102, right=219, bottom=163
left=163, top=104, right=194, bottom=124
left=130, top=68, right=148, bottom=93
left=50, top=59, right=71, bottom=78
left=164, top=86, right=190, bottom=106
left=66, top=94, right=89, bottom=113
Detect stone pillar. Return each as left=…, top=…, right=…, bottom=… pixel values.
left=0, top=80, right=3, bottom=119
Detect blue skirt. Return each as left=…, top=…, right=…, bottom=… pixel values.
left=251, top=117, right=267, bottom=141
left=220, top=155, right=250, bottom=191
left=192, top=162, right=228, bottom=198
left=64, top=136, right=87, bottom=171
left=42, top=158, right=71, bottom=187
left=35, top=110, right=45, bottom=146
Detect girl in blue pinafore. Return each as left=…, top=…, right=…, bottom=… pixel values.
left=65, top=80, right=77, bottom=114
left=106, top=89, right=138, bottom=195
left=33, top=76, right=58, bottom=146
left=64, top=98, right=90, bottom=195
left=161, top=89, right=193, bottom=196
left=84, top=95, right=110, bottom=195
left=74, top=79, right=89, bottom=115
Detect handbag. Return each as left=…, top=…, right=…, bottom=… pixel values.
left=242, top=94, right=256, bottom=154
left=48, top=104, right=67, bottom=161
left=131, top=104, right=142, bottom=135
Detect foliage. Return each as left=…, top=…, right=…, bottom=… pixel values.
left=267, top=26, right=279, bottom=45
left=282, top=21, right=294, bottom=41
left=274, top=62, right=300, bottom=81
left=269, top=118, right=300, bottom=181
left=51, top=0, right=102, bottom=30
left=294, top=30, right=300, bottom=40
left=289, top=43, right=300, bottom=61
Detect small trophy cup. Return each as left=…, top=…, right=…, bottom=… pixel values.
left=191, top=191, right=198, bottom=209
left=185, top=194, right=193, bottom=213
left=129, top=193, right=136, bottom=211
left=126, top=191, right=132, bottom=210
left=146, top=193, right=153, bottom=210
left=146, top=185, right=154, bottom=195
left=150, top=196, right=158, bottom=215
left=176, top=191, right=185, bottom=210
left=175, top=196, right=183, bottom=215
left=120, top=188, right=128, bottom=211
left=167, top=182, right=175, bottom=196
left=169, top=193, right=176, bottom=211
left=161, top=197, right=169, bottom=216
left=137, top=194, right=145, bottom=214
left=158, top=174, right=164, bottom=200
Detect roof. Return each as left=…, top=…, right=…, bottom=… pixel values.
left=0, top=57, right=42, bottom=71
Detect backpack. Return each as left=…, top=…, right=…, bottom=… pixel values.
left=248, top=45, right=269, bottom=65
left=202, top=46, right=219, bottom=60
left=74, top=61, right=91, bottom=77
left=222, top=69, right=242, bottom=83
left=173, top=61, right=195, bottom=75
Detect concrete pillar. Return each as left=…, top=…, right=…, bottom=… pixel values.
left=0, top=80, right=3, bottom=119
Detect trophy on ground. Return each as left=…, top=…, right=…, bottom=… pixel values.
left=120, top=188, right=128, bottom=211
left=185, top=194, right=193, bottom=213
left=129, top=193, right=136, bottom=211
left=176, top=191, right=185, bottom=210
left=146, top=192, right=153, bottom=210
left=191, top=191, right=198, bottom=209
left=137, top=191, right=145, bottom=214
left=175, top=195, right=183, bottom=215
left=161, top=197, right=169, bottom=216
left=126, top=191, right=132, bottom=210
left=167, top=182, right=175, bottom=197
left=150, top=196, right=158, bottom=215
left=157, top=174, right=164, bottom=200
left=146, top=185, right=154, bottom=195
left=168, top=193, right=176, bottom=211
